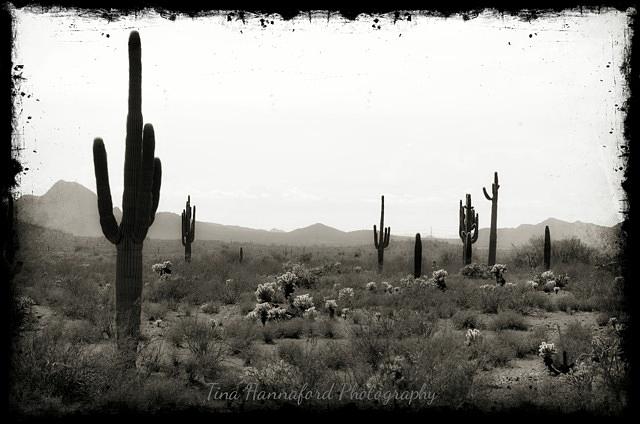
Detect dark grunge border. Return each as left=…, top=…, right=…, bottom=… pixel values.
left=1, top=1, right=638, bottom=421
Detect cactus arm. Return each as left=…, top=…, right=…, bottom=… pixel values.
left=472, top=213, right=479, bottom=243
left=181, top=211, right=187, bottom=246
left=483, top=186, right=493, bottom=201
left=93, top=138, right=121, bottom=244
left=373, top=225, right=379, bottom=249
left=459, top=200, right=465, bottom=241
left=133, top=124, right=156, bottom=242
left=190, top=205, right=196, bottom=242
left=148, top=158, right=162, bottom=226
left=384, top=227, right=390, bottom=247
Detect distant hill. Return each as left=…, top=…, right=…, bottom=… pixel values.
left=15, top=180, right=621, bottom=248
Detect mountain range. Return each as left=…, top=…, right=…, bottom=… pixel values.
left=15, top=180, right=621, bottom=248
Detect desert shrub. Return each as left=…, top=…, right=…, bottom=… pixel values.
left=556, top=321, right=593, bottom=365
left=489, top=310, right=528, bottom=331
left=467, top=334, right=516, bottom=370
left=451, top=310, right=484, bottom=330
left=167, top=316, right=226, bottom=358
left=318, top=319, right=339, bottom=339
left=225, top=318, right=259, bottom=354
left=59, top=277, right=100, bottom=321
left=144, top=302, right=169, bottom=321
left=322, top=341, right=353, bottom=370
left=273, top=318, right=306, bottom=339
left=146, top=276, right=193, bottom=305
left=555, top=293, right=580, bottom=313
left=460, top=263, right=489, bottom=279
left=500, top=326, right=547, bottom=358
left=242, top=359, right=303, bottom=393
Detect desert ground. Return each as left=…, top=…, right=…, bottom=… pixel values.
left=9, top=222, right=629, bottom=415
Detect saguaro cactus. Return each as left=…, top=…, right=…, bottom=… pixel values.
left=544, top=225, right=551, bottom=270
left=459, top=194, right=479, bottom=265
left=239, top=247, right=244, bottom=263
left=483, top=172, right=500, bottom=266
left=414, top=233, right=422, bottom=278
left=181, top=195, right=196, bottom=263
left=93, top=31, right=161, bottom=360
left=373, top=195, right=390, bottom=273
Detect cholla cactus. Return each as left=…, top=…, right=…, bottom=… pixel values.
left=247, top=302, right=273, bottom=325
left=292, top=293, right=314, bottom=312
left=432, top=269, right=448, bottom=290
left=505, top=282, right=516, bottom=288
left=325, top=299, right=338, bottom=319
left=392, top=286, right=401, bottom=295
left=526, top=280, right=538, bottom=289
left=303, top=306, right=318, bottom=320
left=538, top=341, right=557, bottom=358
left=255, top=282, right=277, bottom=303
left=267, top=306, right=288, bottom=322
left=540, top=270, right=555, bottom=281
left=366, top=281, right=377, bottom=291
left=553, top=286, right=560, bottom=294
left=490, top=263, right=507, bottom=286
left=544, top=281, right=556, bottom=293
left=479, top=284, right=495, bottom=290
left=276, top=271, right=297, bottom=299
left=151, top=260, right=172, bottom=277
left=399, top=275, right=415, bottom=288
left=381, top=281, right=393, bottom=294
left=354, top=266, right=362, bottom=273
left=338, top=287, right=355, bottom=301
left=465, top=328, right=481, bottom=346
left=341, top=308, right=350, bottom=319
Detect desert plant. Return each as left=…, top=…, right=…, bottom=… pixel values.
left=92, top=31, right=162, bottom=362
left=459, top=194, right=479, bottom=265
left=414, top=233, right=422, bottom=278
left=181, top=195, right=196, bottom=263
left=544, top=225, right=551, bottom=270
left=483, top=171, right=500, bottom=266
left=373, top=195, right=391, bottom=273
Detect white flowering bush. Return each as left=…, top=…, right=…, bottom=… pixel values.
left=432, top=269, right=448, bottom=290
left=538, top=341, right=557, bottom=358
left=292, top=293, right=314, bottom=312
left=338, top=287, right=354, bottom=300
left=465, top=328, right=481, bottom=346
left=325, top=299, right=338, bottom=319
left=366, top=281, right=377, bottom=291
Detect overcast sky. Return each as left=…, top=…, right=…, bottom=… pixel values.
left=12, top=8, right=630, bottom=237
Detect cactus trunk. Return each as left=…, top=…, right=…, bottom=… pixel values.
left=483, top=172, right=500, bottom=266
left=459, top=194, right=479, bottom=265
left=92, top=31, right=161, bottom=364
left=373, top=195, right=390, bottom=273
left=544, top=225, right=551, bottom=270
left=239, top=247, right=243, bottom=263
left=414, top=233, right=422, bottom=278
left=181, top=195, right=196, bottom=263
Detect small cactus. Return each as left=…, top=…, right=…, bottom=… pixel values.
left=544, top=225, right=551, bottom=271
left=181, top=195, right=195, bottom=263
left=373, top=195, right=390, bottom=273
left=414, top=233, right=422, bottom=278
left=482, top=172, right=500, bottom=266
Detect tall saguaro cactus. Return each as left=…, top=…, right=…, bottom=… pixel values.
left=483, top=171, right=500, bottom=266
left=414, top=233, right=422, bottom=278
left=181, top=195, right=196, bottom=263
left=93, top=31, right=162, bottom=360
left=373, top=195, right=390, bottom=273
left=239, top=247, right=244, bottom=263
left=459, top=194, right=479, bottom=265
left=544, top=225, right=551, bottom=270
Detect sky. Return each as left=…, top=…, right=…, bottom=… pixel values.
left=11, top=8, right=631, bottom=237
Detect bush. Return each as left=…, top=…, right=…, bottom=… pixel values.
left=144, top=302, right=169, bottom=321
left=460, top=263, right=490, bottom=279
left=489, top=310, right=528, bottom=331
left=451, top=310, right=483, bottom=330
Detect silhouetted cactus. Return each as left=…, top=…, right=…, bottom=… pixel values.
left=181, top=195, right=196, bottom=263
left=483, top=171, right=500, bottom=266
left=459, top=194, right=479, bottom=265
left=414, top=233, right=422, bottom=278
left=93, top=31, right=161, bottom=361
left=239, top=247, right=244, bottom=263
left=544, top=225, right=551, bottom=270
left=373, top=195, right=390, bottom=273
